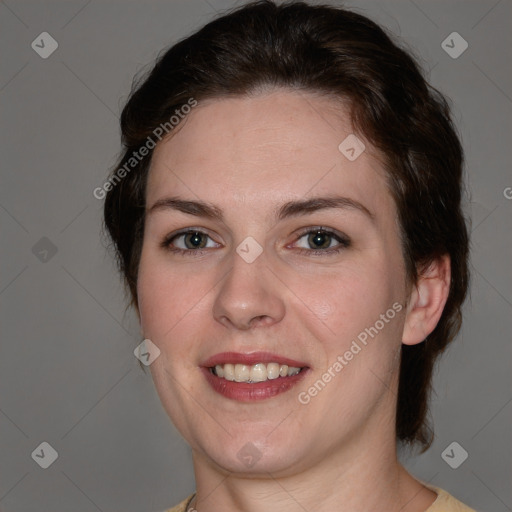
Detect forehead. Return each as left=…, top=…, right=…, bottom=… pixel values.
left=146, top=90, right=392, bottom=221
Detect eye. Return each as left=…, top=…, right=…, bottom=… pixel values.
left=161, top=226, right=350, bottom=257
left=292, top=227, right=350, bottom=256
left=161, top=229, right=220, bottom=255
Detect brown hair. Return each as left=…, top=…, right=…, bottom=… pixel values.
left=102, top=0, right=470, bottom=453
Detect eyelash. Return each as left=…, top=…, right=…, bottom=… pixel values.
left=160, top=227, right=351, bottom=257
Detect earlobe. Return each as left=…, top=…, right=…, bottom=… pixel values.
left=402, top=255, right=451, bottom=346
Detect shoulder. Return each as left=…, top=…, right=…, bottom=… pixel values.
left=162, top=493, right=195, bottom=512
left=423, top=483, right=478, bottom=512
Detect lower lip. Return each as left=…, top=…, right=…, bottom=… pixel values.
left=201, top=367, right=309, bottom=401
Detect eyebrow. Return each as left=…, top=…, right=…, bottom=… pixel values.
left=147, top=195, right=375, bottom=222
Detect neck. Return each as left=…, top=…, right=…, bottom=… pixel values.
left=189, top=429, right=437, bottom=512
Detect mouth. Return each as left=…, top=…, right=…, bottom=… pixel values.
left=201, top=351, right=310, bottom=401
left=209, top=362, right=304, bottom=382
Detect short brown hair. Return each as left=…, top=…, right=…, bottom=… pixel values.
left=103, top=0, right=470, bottom=453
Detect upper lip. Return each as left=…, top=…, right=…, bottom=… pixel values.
left=202, top=351, right=308, bottom=368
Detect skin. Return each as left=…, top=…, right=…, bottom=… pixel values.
left=136, top=89, right=451, bottom=512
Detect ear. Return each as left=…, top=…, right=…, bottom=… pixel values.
left=402, top=254, right=451, bottom=346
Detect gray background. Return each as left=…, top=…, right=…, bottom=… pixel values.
left=1, top=0, right=511, bottom=511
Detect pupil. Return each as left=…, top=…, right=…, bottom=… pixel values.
left=310, top=231, right=329, bottom=249
left=187, top=232, right=204, bottom=249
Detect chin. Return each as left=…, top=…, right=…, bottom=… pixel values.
left=196, top=434, right=305, bottom=476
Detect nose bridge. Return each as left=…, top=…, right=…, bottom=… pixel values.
left=212, top=241, right=285, bottom=329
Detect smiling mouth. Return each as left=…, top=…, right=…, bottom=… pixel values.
left=210, top=362, right=305, bottom=383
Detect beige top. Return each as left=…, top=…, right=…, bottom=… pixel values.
left=163, top=482, right=478, bottom=512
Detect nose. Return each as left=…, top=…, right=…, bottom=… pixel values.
left=212, top=249, right=286, bottom=330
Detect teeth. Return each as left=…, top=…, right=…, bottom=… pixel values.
left=223, top=363, right=235, bottom=381
left=212, top=362, right=303, bottom=382
left=266, top=362, right=280, bottom=380
left=250, top=363, right=267, bottom=382
left=234, top=364, right=250, bottom=382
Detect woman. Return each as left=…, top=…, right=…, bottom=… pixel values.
left=103, top=1, right=475, bottom=510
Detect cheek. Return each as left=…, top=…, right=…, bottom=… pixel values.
left=136, top=250, right=202, bottom=339
left=137, top=253, right=207, bottom=391
left=306, top=263, right=400, bottom=331
left=137, top=261, right=167, bottom=337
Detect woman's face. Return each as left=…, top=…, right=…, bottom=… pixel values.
left=137, top=90, right=410, bottom=476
